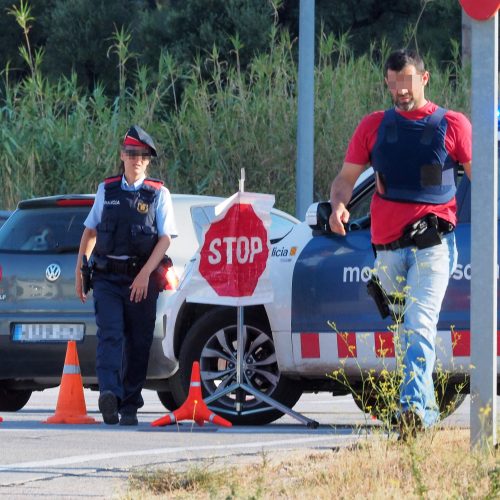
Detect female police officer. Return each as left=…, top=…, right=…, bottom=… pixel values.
left=75, top=125, right=177, bottom=425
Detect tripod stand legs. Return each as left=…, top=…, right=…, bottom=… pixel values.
left=203, top=306, right=319, bottom=428
left=204, top=382, right=319, bottom=428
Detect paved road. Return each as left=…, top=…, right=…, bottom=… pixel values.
left=0, top=389, right=487, bottom=499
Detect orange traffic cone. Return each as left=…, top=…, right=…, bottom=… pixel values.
left=44, top=340, right=98, bottom=424
left=152, top=361, right=232, bottom=428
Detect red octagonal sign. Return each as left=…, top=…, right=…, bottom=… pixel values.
left=199, top=203, right=269, bottom=297
left=459, top=0, right=499, bottom=20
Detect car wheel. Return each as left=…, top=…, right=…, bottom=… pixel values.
left=352, top=384, right=466, bottom=421
left=170, top=307, right=303, bottom=425
left=0, top=387, right=32, bottom=411
left=156, top=390, right=179, bottom=412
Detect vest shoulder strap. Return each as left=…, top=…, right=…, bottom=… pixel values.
left=420, top=107, right=447, bottom=146
left=384, top=108, right=398, bottom=143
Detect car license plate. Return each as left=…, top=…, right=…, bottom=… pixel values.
left=11, top=323, right=85, bottom=343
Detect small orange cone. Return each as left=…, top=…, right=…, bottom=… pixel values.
left=44, top=340, right=98, bottom=424
left=152, top=361, right=232, bottom=428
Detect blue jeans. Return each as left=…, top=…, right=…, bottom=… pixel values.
left=374, top=232, right=457, bottom=427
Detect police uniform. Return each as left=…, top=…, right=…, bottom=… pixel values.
left=84, top=125, right=177, bottom=425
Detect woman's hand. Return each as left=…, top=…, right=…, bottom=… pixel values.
left=129, top=268, right=151, bottom=302
left=75, top=269, right=87, bottom=303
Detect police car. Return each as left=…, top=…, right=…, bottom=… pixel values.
left=0, top=193, right=297, bottom=412
left=162, top=168, right=478, bottom=425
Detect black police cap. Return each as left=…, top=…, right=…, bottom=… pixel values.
left=123, top=125, right=158, bottom=157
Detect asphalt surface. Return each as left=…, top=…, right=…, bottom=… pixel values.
left=0, top=388, right=484, bottom=499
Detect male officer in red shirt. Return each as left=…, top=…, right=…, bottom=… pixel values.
left=329, top=49, right=471, bottom=439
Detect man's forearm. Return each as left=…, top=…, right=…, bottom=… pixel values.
left=330, top=177, right=354, bottom=209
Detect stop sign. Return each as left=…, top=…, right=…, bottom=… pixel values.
left=199, top=203, right=269, bottom=297
left=459, top=0, right=499, bottom=20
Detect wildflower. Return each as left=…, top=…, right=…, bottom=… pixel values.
left=479, top=405, right=492, bottom=417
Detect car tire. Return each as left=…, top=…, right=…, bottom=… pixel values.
left=352, top=384, right=466, bottom=421
left=156, top=390, right=179, bottom=412
left=0, top=387, right=32, bottom=411
left=170, top=307, right=303, bottom=425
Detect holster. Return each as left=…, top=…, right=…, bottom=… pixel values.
left=81, top=255, right=93, bottom=294
left=153, top=255, right=174, bottom=291
left=366, top=276, right=391, bottom=319
left=403, top=214, right=442, bottom=249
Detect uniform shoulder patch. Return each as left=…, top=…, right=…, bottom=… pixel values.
left=143, top=178, right=164, bottom=190
left=104, top=175, right=122, bottom=188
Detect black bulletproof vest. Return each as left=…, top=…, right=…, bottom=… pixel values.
left=94, top=176, right=162, bottom=258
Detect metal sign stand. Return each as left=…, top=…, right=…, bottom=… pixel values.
left=204, top=169, right=319, bottom=428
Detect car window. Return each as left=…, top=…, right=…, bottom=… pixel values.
left=191, top=206, right=217, bottom=244
left=191, top=205, right=296, bottom=245
left=0, top=211, right=11, bottom=228
left=348, top=186, right=375, bottom=221
left=0, top=207, right=88, bottom=253
left=270, top=213, right=295, bottom=241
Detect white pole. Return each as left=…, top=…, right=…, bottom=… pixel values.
left=295, top=0, right=315, bottom=220
left=470, top=12, right=498, bottom=449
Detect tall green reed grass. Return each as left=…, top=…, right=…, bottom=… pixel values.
left=0, top=17, right=470, bottom=213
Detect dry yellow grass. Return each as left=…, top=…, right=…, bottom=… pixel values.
left=126, top=428, right=500, bottom=499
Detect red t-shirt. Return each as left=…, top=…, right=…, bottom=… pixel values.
left=345, top=101, right=472, bottom=244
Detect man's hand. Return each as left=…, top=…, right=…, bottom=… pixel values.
left=329, top=203, right=350, bottom=236
left=328, top=162, right=366, bottom=236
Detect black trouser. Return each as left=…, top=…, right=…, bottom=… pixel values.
left=93, top=271, right=160, bottom=414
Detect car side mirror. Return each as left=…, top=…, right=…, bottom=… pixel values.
left=306, top=202, right=332, bottom=233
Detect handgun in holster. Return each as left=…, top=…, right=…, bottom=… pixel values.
left=81, top=255, right=93, bottom=294
left=366, top=276, right=391, bottom=319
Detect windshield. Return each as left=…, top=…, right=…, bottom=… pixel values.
left=0, top=207, right=89, bottom=253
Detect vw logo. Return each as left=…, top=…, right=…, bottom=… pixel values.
left=45, top=263, right=61, bottom=282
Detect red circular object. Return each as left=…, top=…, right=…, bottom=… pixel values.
left=459, top=0, right=499, bottom=20
left=199, top=203, right=268, bottom=297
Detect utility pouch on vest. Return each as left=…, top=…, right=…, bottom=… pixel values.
left=81, top=255, right=93, bottom=294
left=366, top=276, right=391, bottom=319
left=404, top=214, right=442, bottom=250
